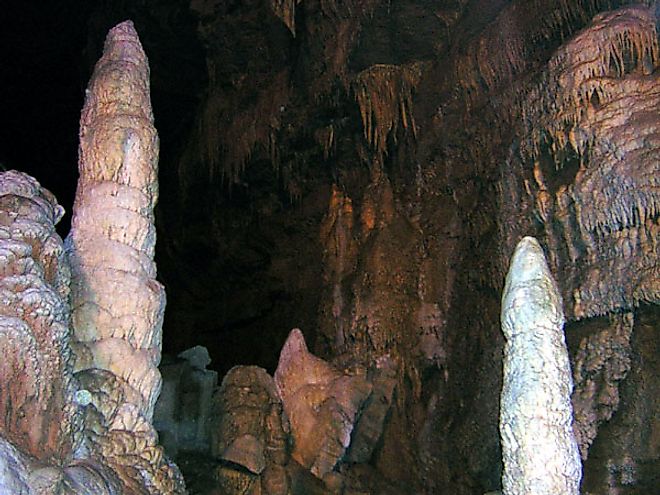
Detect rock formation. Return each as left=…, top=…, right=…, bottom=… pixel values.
left=0, top=21, right=185, bottom=495
left=204, top=329, right=396, bottom=494
left=151, top=2, right=656, bottom=492
left=499, top=237, right=581, bottom=495
left=0, top=170, right=126, bottom=494
left=0, top=171, right=79, bottom=463
left=274, top=328, right=373, bottom=480
left=154, top=346, right=218, bottom=458
left=65, top=20, right=184, bottom=494
left=2, top=1, right=658, bottom=493
left=211, top=365, right=290, bottom=495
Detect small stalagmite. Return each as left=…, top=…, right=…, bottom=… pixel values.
left=499, top=236, right=581, bottom=495
left=274, top=328, right=372, bottom=479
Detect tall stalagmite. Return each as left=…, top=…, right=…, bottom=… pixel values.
left=500, top=237, right=581, bottom=495
left=65, top=21, right=185, bottom=493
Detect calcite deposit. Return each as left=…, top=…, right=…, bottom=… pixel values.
left=211, top=365, right=289, bottom=495
left=0, top=21, right=185, bottom=495
left=0, top=171, right=79, bottom=463
left=499, top=237, right=581, bottom=495
left=203, top=329, right=396, bottom=494
left=274, top=328, right=373, bottom=479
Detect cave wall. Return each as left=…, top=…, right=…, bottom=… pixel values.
left=27, top=0, right=656, bottom=493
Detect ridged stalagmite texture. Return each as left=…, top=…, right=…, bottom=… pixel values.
left=500, top=237, right=581, bottom=495
left=64, top=21, right=186, bottom=494
left=211, top=366, right=290, bottom=495
left=0, top=171, right=81, bottom=463
left=66, top=18, right=162, bottom=427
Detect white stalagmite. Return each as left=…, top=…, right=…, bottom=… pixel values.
left=499, top=236, right=581, bottom=495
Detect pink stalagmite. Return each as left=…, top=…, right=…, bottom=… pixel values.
left=65, top=20, right=185, bottom=493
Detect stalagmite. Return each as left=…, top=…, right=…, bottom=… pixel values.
left=274, top=329, right=372, bottom=479
left=66, top=18, right=163, bottom=428
left=64, top=20, right=185, bottom=493
left=0, top=171, right=80, bottom=463
left=499, top=237, right=581, bottom=495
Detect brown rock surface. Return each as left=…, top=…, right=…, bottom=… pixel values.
left=211, top=365, right=289, bottom=495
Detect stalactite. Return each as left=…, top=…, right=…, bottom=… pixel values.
left=199, top=70, right=290, bottom=185
left=500, top=236, right=581, bottom=495
left=319, top=185, right=357, bottom=351
left=314, top=124, right=335, bottom=160
left=519, top=5, right=659, bottom=164
left=271, top=0, right=301, bottom=35
left=352, top=62, right=423, bottom=165
left=491, top=5, right=658, bottom=320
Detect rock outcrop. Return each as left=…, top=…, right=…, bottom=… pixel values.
left=206, top=329, right=396, bottom=494
left=274, top=328, right=373, bottom=480
left=499, top=237, right=581, bottom=495
left=0, top=171, right=126, bottom=494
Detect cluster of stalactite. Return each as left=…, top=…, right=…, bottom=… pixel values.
left=437, top=2, right=659, bottom=491
left=271, top=0, right=300, bottom=35
left=448, top=3, right=660, bottom=320
left=310, top=1, right=659, bottom=492
left=353, top=63, right=423, bottom=165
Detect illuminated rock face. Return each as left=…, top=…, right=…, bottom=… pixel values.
left=87, top=2, right=654, bottom=493
left=0, top=171, right=125, bottom=494
left=66, top=19, right=164, bottom=423
left=3, top=1, right=657, bottom=493
left=64, top=20, right=184, bottom=494
left=496, top=6, right=659, bottom=321
left=0, top=171, right=79, bottom=463
left=499, top=237, right=581, bottom=495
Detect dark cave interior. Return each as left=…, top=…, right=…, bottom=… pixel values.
left=0, top=1, right=657, bottom=494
